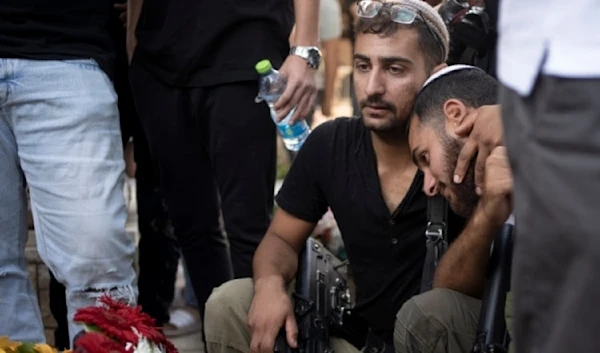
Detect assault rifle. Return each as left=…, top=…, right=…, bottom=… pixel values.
left=472, top=221, right=514, bottom=353
left=274, top=237, right=357, bottom=353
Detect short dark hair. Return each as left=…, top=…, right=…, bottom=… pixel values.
left=411, top=68, right=499, bottom=129
left=355, top=10, right=444, bottom=71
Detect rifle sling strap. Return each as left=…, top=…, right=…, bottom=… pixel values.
left=420, top=194, right=448, bottom=293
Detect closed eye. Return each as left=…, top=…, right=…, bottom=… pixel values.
left=388, top=65, right=405, bottom=75
left=419, top=152, right=429, bottom=166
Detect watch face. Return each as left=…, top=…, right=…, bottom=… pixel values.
left=308, top=48, right=322, bottom=68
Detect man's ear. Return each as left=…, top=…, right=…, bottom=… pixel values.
left=442, top=99, right=469, bottom=127
left=431, top=63, right=448, bottom=75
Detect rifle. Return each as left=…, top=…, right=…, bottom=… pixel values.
left=274, top=237, right=356, bottom=353
left=472, top=221, right=514, bottom=353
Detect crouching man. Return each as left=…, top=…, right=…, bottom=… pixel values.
left=398, top=65, right=512, bottom=353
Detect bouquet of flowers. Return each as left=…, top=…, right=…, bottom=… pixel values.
left=1, top=296, right=177, bottom=353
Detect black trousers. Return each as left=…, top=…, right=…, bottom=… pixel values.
left=128, top=62, right=276, bottom=316
left=135, top=126, right=180, bottom=327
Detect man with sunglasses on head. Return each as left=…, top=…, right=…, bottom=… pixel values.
left=202, top=2, right=504, bottom=353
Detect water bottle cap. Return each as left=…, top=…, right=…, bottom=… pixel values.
left=255, top=60, right=272, bottom=74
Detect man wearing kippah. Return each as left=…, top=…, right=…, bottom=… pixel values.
left=402, top=65, right=511, bottom=353
left=202, top=1, right=501, bottom=353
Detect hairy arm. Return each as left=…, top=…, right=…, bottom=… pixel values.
left=433, top=206, right=499, bottom=298
left=252, top=208, right=316, bottom=292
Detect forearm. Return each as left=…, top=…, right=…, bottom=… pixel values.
left=322, top=39, right=339, bottom=108
left=433, top=206, right=499, bottom=298
left=253, top=232, right=301, bottom=292
left=291, top=0, right=320, bottom=46
left=127, top=0, right=143, bottom=38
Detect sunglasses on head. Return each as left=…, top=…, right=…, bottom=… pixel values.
left=356, top=0, right=445, bottom=59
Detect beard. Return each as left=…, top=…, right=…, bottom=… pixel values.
left=360, top=94, right=411, bottom=133
left=441, top=134, right=479, bottom=218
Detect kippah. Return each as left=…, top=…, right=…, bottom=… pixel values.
left=420, top=64, right=482, bottom=93
left=384, top=0, right=450, bottom=62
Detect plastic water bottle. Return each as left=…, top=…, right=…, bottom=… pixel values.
left=255, top=59, right=311, bottom=151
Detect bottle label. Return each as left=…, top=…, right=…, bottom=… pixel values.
left=277, top=122, right=308, bottom=139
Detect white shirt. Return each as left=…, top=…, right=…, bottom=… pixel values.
left=497, top=0, right=600, bottom=96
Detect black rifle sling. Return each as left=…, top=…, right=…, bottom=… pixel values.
left=420, top=194, right=448, bottom=293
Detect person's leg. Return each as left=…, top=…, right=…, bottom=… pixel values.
left=6, top=58, right=137, bottom=344
left=0, top=60, right=44, bottom=341
left=204, top=278, right=360, bottom=353
left=204, top=278, right=272, bottom=353
left=163, top=259, right=202, bottom=338
left=183, top=261, right=198, bottom=308
left=135, top=128, right=180, bottom=327
left=394, top=288, right=481, bottom=353
left=49, top=271, right=70, bottom=350
left=501, top=77, right=600, bottom=353
left=129, top=62, right=233, bottom=317
left=207, top=82, right=276, bottom=278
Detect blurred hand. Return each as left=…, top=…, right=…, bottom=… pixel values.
left=114, top=3, right=127, bottom=26
left=479, top=147, right=513, bottom=228
left=273, top=55, right=317, bottom=124
left=453, top=104, right=503, bottom=195
left=248, top=278, right=297, bottom=353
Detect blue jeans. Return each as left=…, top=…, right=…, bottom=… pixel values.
left=0, top=58, right=137, bottom=344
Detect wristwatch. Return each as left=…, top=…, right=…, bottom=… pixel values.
left=290, top=46, right=322, bottom=69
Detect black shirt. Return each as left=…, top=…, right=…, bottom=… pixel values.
left=276, top=117, right=465, bottom=332
left=133, top=0, right=294, bottom=87
left=0, top=0, right=116, bottom=78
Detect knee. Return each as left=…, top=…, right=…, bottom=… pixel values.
left=44, top=228, right=136, bottom=294
left=394, top=289, right=480, bottom=353
left=204, top=278, right=254, bottom=337
left=393, top=289, right=455, bottom=353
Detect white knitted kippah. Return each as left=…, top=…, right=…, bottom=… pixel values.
left=421, top=64, right=480, bottom=91
left=383, top=0, right=450, bottom=62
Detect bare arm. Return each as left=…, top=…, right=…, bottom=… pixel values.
left=248, top=208, right=316, bottom=353
left=434, top=147, right=513, bottom=299
left=433, top=206, right=498, bottom=298
left=252, top=208, right=316, bottom=291
left=290, top=0, right=320, bottom=46
left=320, top=38, right=339, bottom=117
left=126, top=0, right=144, bottom=62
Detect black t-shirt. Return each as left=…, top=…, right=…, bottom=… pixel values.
left=0, top=0, right=116, bottom=78
left=133, top=0, right=294, bottom=87
left=276, top=117, right=465, bottom=332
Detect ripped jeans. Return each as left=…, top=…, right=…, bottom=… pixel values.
left=0, top=58, right=137, bottom=344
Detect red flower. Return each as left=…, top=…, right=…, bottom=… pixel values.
left=73, top=295, right=178, bottom=353
left=73, top=332, right=127, bottom=353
